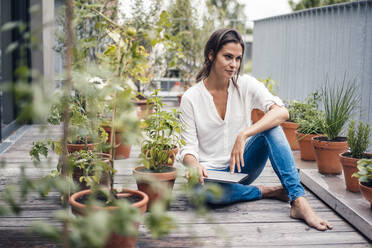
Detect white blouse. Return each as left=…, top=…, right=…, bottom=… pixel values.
left=177, top=74, right=284, bottom=170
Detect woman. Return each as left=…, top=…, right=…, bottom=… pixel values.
left=178, top=28, right=332, bottom=231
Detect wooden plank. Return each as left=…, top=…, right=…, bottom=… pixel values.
left=0, top=124, right=370, bottom=247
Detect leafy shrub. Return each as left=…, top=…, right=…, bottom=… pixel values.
left=140, top=89, right=185, bottom=172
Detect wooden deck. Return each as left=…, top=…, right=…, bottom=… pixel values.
left=0, top=125, right=370, bottom=247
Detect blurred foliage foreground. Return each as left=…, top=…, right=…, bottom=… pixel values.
left=0, top=0, right=229, bottom=247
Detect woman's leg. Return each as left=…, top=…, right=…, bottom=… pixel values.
left=204, top=129, right=270, bottom=205
left=205, top=126, right=305, bottom=205
left=256, top=126, right=305, bottom=202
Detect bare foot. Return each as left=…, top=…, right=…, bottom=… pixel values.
left=290, top=196, right=333, bottom=231
left=258, top=185, right=289, bottom=202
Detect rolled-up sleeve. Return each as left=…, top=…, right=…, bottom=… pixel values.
left=251, top=78, right=284, bottom=113
left=177, top=96, right=200, bottom=163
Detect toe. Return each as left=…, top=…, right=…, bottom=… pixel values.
left=315, top=223, right=327, bottom=231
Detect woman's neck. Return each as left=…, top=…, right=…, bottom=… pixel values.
left=204, top=72, right=229, bottom=92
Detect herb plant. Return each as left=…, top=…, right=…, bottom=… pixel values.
left=296, top=92, right=324, bottom=135
left=140, top=89, right=185, bottom=172
left=347, top=120, right=370, bottom=158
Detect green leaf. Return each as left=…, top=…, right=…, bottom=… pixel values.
left=5, top=42, right=19, bottom=54
left=1, top=22, right=19, bottom=32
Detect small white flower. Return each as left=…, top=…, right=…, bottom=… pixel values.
left=88, top=77, right=107, bottom=89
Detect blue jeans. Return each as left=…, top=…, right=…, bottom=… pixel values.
left=203, top=126, right=305, bottom=205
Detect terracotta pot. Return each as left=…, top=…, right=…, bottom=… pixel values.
left=311, top=136, right=348, bottom=175
left=251, top=109, right=265, bottom=124
left=69, top=189, right=148, bottom=248
left=143, top=147, right=178, bottom=167
left=339, top=152, right=372, bottom=193
left=67, top=142, right=97, bottom=153
left=133, top=166, right=177, bottom=208
left=72, top=153, right=112, bottom=190
left=102, top=126, right=131, bottom=159
left=281, top=121, right=300, bottom=150
left=359, top=182, right=372, bottom=206
left=296, top=131, right=318, bottom=161
left=133, top=99, right=153, bottom=119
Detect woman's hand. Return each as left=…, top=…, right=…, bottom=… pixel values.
left=186, top=164, right=208, bottom=185
left=230, top=132, right=246, bottom=173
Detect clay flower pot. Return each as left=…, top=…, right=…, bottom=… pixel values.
left=67, top=142, right=97, bottom=153
left=69, top=189, right=148, bottom=248
left=102, top=125, right=131, bottom=159
left=359, top=182, right=372, bottom=206
left=339, top=152, right=372, bottom=193
left=281, top=121, right=300, bottom=150
left=311, top=136, right=348, bottom=175
left=133, top=99, right=153, bottom=119
left=133, top=166, right=177, bottom=208
left=295, top=131, right=319, bottom=161
left=72, top=153, right=112, bottom=190
left=251, top=109, right=265, bottom=124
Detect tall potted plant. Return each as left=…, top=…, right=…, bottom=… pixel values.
left=352, top=159, right=372, bottom=206
left=339, top=121, right=371, bottom=192
left=311, top=79, right=359, bottom=174
left=133, top=89, right=184, bottom=207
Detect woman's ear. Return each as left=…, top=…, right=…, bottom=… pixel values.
left=208, top=50, right=214, bottom=63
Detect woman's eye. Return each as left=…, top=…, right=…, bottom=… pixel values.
left=224, top=55, right=232, bottom=59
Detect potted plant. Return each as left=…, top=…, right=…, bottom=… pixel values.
left=339, top=121, right=371, bottom=192
left=295, top=92, right=324, bottom=161
left=352, top=159, right=372, bottom=206
left=66, top=150, right=112, bottom=190
left=282, top=100, right=306, bottom=150
left=133, top=89, right=185, bottom=207
left=311, top=79, right=359, bottom=174
left=251, top=77, right=278, bottom=123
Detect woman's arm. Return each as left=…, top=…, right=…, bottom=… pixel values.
left=230, top=104, right=289, bottom=173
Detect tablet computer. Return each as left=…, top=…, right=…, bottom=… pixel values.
left=203, top=170, right=249, bottom=184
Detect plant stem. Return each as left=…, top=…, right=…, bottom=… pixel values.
left=109, top=91, right=116, bottom=195
left=61, top=0, right=73, bottom=247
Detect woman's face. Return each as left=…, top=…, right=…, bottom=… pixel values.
left=209, top=42, right=243, bottom=81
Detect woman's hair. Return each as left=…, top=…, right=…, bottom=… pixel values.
left=196, top=28, right=245, bottom=87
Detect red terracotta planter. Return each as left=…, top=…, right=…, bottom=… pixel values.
left=359, top=182, right=372, bottom=207
left=133, top=99, right=153, bottom=119
left=133, top=166, right=177, bottom=208
left=72, top=153, right=112, bottom=190
left=296, top=131, right=318, bottom=161
left=281, top=121, right=300, bottom=150
left=339, top=152, right=372, bottom=193
left=67, top=142, right=97, bottom=153
left=69, top=189, right=148, bottom=248
left=102, top=126, right=131, bottom=159
left=311, top=136, right=348, bottom=175
left=251, top=109, right=265, bottom=124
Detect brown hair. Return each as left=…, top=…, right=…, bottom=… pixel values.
left=196, top=28, right=245, bottom=87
